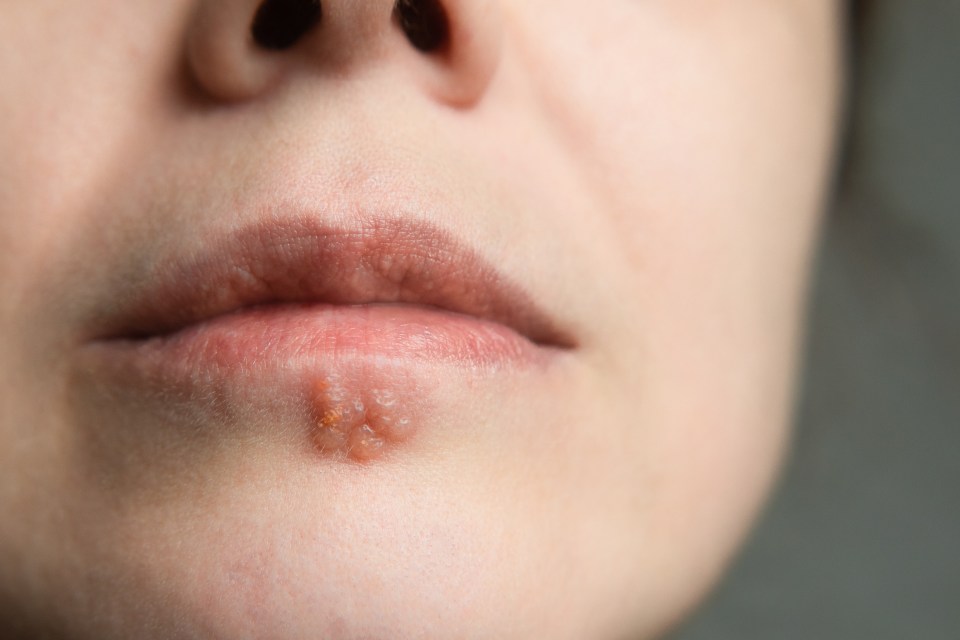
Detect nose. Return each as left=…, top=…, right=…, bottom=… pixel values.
left=186, top=0, right=502, bottom=107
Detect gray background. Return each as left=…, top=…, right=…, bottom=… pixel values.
left=671, top=2, right=960, bottom=638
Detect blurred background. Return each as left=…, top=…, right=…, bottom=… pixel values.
left=671, top=2, right=960, bottom=638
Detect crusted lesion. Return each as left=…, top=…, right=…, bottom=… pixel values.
left=349, top=424, right=385, bottom=461
left=310, top=377, right=394, bottom=462
left=311, top=379, right=346, bottom=454
left=319, top=407, right=342, bottom=429
left=313, top=415, right=348, bottom=454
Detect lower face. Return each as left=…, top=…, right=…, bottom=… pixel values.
left=0, top=1, right=842, bottom=638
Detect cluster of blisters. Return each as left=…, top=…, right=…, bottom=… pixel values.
left=310, top=373, right=415, bottom=463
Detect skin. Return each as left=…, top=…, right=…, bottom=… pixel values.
left=0, top=1, right=843, bottom=638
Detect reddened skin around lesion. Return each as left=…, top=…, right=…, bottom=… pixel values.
left=309, top=372, right=418, bottom=463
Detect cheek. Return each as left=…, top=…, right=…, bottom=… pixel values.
left=508, top=0, right=841, bottom=619
left=515, top=0, right=842, bottom=417
left=0, top=3, right=189, bottom=310
left=522, top=2, right=841, bottom=224
left=510, top=4, right=841, bottom=369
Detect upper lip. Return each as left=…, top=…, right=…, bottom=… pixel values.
left=94, top=214, right=574, bottom=349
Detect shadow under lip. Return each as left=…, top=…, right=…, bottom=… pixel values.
left=94, top=214, right=577, bottom=352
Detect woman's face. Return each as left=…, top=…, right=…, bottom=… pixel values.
left=0, top=1, right=842, bottom=637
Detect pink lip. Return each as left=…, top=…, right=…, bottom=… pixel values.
left=81, top=215, right=573, bottom=462
left=96, top=215, right=570, bottom=352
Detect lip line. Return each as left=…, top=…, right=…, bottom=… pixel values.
left=93, top=214, right=576, bottom=351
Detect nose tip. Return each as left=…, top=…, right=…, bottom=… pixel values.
left=186, top=0, right=502, bottom=107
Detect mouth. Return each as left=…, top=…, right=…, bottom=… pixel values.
left=80, top=214, right=574, bottom=462
left=96, top=214, right=571, bottom=349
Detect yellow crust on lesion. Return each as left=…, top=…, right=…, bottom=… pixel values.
left=308, top=376, right=404, bottom=462
left=319, top=407, right=343, bottom=429
left=312, top=379, right=348, bottom=454
left=313, top=379, right=343, bottom=429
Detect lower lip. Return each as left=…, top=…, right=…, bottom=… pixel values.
left=81, top=304, right=555, bottom=462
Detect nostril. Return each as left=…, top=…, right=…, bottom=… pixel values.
left=394, top=0, right=449, bottom=53
left=251, top=0, right=322, bottom=50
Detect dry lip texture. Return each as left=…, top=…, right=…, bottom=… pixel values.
left=95, top=215, right=571, bottom=347
left=81, top=215, right=574, bottom=463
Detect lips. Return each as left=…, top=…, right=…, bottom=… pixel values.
left=79, top=214, right=573, bottom=462
left=95, top=214, right=570, bottom=353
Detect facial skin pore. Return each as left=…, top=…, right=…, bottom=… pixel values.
left=0, top=2, right=842, bottom=638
